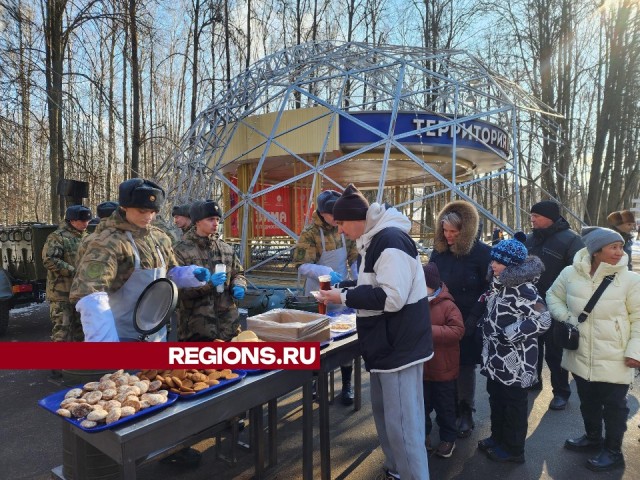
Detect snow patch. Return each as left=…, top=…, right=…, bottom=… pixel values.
left=11, top=303, right=43, bottom=315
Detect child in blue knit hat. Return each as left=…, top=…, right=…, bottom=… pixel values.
left=478, top=239, right=551, bottom=463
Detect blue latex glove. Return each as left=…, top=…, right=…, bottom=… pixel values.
left=210, top=271, right=227, bottom=286
left=193, top=267, right=210, bottom=283
left=329, top=271, right=343, bottom=284
left=232, top=286, right=246, bottom=300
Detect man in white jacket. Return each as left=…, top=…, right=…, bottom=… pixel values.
left=319, top=184, right=433, bottom=480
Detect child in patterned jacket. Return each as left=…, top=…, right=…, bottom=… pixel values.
left=478, top=239, right=551, bottom=464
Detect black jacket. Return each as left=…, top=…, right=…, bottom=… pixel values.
left=430, top=200, right=492, bottom=365
left=430, top=241, right=491, bottom=365
left=429, top=242, right=492, bottom=321
left=525, top=218, right=584, bottom=295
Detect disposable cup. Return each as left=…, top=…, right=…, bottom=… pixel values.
left=215, top=264, right=226, bottom=293
left=318, top=274, right=331, bottom=291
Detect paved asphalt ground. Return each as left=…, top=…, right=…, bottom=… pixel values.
left=3, top=288, right=640, bottom=479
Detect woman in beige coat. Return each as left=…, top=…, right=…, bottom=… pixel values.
left=547, top=227, right=640, bottom=472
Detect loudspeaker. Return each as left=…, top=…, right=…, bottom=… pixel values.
left=57, top=179, right=89, bottom=199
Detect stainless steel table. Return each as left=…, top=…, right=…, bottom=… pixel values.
left=53, top=369, right=314, bottom=480
left=317, top=334, right=362, bottom=480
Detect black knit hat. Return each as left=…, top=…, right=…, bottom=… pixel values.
left=172, top=203, right=192, bottom=218
left=118, top=178, right=165, bottom=210
left=514, top=231, right=527, bottom=244
left=332, top=184, right=369, bottom=221
left=317, top=190, right=341, bottom=214
left=96, top=201, right=119, bottom=219
left=491, top=239, right=528, bottom=266
left=530, top=201, right=560, bottom=222
left=65, top=205, right=92, bottom=221
left=190, top=200, right=223, bottom=223
left=423, top=263, right=441, bottom=290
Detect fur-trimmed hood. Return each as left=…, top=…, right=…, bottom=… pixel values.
left=494, top=255, right=545, bottom=288
left=433, top=200, right=480, bottom=256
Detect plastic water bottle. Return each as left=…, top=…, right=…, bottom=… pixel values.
left=238, top=308, right=249, bottom=330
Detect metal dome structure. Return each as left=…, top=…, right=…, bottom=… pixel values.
left=156, top=41, right=562, bottom=274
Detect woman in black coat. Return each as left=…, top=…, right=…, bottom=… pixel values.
left=429, top=200, right=491, bottom=437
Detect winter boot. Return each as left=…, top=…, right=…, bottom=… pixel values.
left=564, top=434, right=603, bottom=452
left=340, top=364, right=354, bottom=406
left=457, top=401, right=475, bottom=438
left=587, top=449, right=624, bottom=472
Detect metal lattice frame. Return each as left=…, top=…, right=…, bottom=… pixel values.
left=156, top=41, right=568, bottom=269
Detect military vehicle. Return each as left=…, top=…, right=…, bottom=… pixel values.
left=0, top=223, right=57, bottom=335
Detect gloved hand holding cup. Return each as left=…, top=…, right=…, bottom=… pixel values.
left=211, top=264, right=227, bottom=292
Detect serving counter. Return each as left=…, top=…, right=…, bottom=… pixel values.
left=52, top=369, right=314, bottom=480
left=50, top=332, right=363, bottom=480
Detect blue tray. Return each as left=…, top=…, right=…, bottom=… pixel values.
left=236, top=369, right=265, bottom=376
left=327, top=307, right=356, bottom=317
left=176, top=370, right=246, bottom=400
left=331, top=329, right=357, bottom=341
left=38, top=387, right=179, bottom=433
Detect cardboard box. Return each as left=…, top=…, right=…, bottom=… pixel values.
left=246, top=309, right=330, bottom=342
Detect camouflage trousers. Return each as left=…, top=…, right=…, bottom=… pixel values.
left=178, top=308, right=240, bottom=342
left=49, top=301, right=84, bottom=342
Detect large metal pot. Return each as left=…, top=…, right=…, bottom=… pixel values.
left=284, top=295, right=319, bottom=313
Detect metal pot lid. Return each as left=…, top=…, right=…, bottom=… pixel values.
left=133, top=278, right=178, bottom=335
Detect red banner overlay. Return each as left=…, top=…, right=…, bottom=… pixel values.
left=0, top=342, right=321, bottom=370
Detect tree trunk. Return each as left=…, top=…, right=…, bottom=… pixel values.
left=190, top=0, right=201, bottom=127
left=107, top=17, right=116, bottom=199
left=584, top=4, right=630, bottom=223
left=128, top=0, right=141, bottom=178
left=122, top=6, right=130, bottom=180
left=246, top=0, right=251, bottom=71
left=44, top=0, right=68, bottom=223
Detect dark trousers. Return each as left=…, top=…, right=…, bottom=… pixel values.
left=573, top=374, right=629, bottom=451
left=486, top=378, right=528, bottom=456
left=536, top=323, right=571, bottom=398
left=423, top=379, right=457, bottom=443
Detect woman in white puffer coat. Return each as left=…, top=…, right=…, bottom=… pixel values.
left=547, top=227, right=640, bottom=473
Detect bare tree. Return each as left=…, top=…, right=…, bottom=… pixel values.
left=585, top=0, right=640, bottom=223
left=41, top=0, right=105, bottom=221
left=128, top=0, right=141, bottom=177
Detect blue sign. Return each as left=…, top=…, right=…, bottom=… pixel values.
left=339, top=112, right=509, bottom=157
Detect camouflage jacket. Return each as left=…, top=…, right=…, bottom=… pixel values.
left=173, top=229, right=247, bottom=341
left=76, top=220, right=108, bottom=265
left=43, top=222, right=87, bottom=302
left=69, top=210, right=178, bottom=303
left=293, top=211, right=358, bottom=267
left=153, top=214, right=182, bottom=245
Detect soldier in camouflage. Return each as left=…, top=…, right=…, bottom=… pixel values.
left=43, top=205, right=92, bottom=342
left=70, top=179, right=210, bottom=342
left=294, top=190, right=359, bottom=292
left=172, top=203, right=192, bottom=235
left=293, top=189, right=359, bottom=405
left=174, top=200, right=247, bottom=342
left=77, top=201, right=118, bottom=264
left=153, top=212, right=182, bottom=245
